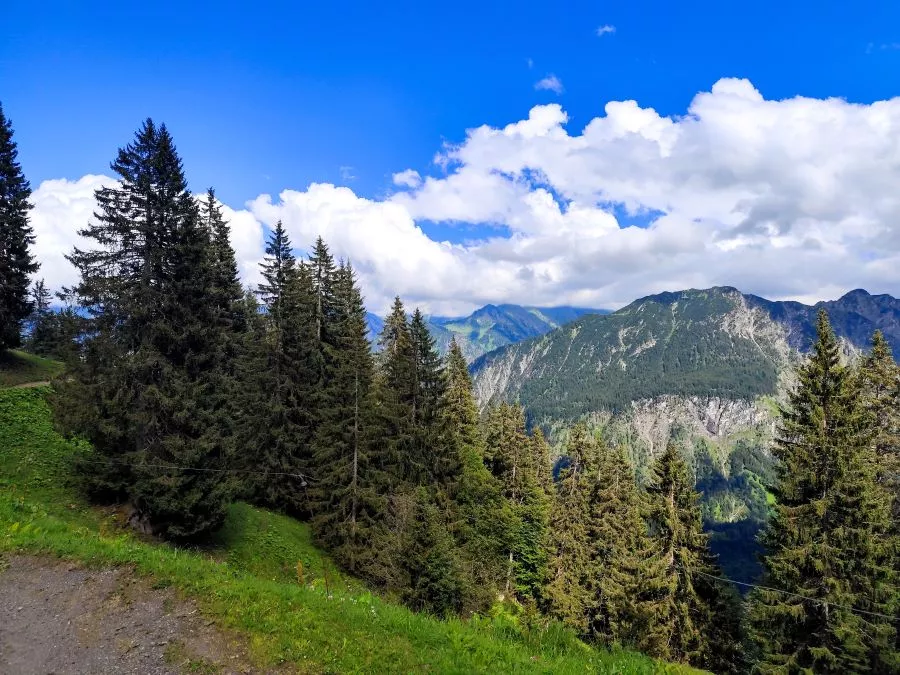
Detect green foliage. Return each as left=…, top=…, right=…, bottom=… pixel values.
left=0, top=386, right=689, bottom=674
left=310, top=262, right=384, bottom=577
left=52, top=120, right=234, bottom=539
left=543, top=424, right=597, bottom=632
left=441, top=338, right=508, bottom=611
left=483, top=402, right=550, bottom=602
left=586, top=446, right=666, bottom=653
left=857, top=330, right=900, bottom=529
left=0, top=349, right=63, bottom=388
left=243, top=222, right=319, bottom=514
left=646, top=443, right=745, bottom=672
left=0, top=101, right=38, bottom=350
left=749, top=313, right=899, bottom=673
left=23, top=285, right=85, bottom=363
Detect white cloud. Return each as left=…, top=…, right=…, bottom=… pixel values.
left=596, top=25, right=616, bottom=36
left=29, top=175, right=116, bottom=291
left=29, top=176, right=265, bottom=296
left=27, top=77, right=900, bottom=316
left=534, top=74, right=564, bottom=95
left=392, top=169, right=422, bottom=189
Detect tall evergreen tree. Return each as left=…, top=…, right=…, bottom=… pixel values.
left=585, top=444, right=669, bottom=654
left=310, top=262, right=383, bottom=575
left=857, top=330, right=900, bottom=527
left=56, top=120, right=233, bottom=539
left=748, top=311, right=898, bottom=673
left=201, top=188, right=245, bottom=333
left=247, top=222, right=319, bottom=514
left=198, top=188, right=247, bottom=497
left=0, top=101, right=38, bottom=350
left=308, top=236, right=338, bottom=346
left=440, top=337, right=507, bottom=611
left=373, top=297, right=416, bottom=489
left=409, top=308, right=448, bottom=489
left=25, top=278, right=54, bottom=355
left=543, top=423, right=598, bottom=632
left=645, top=442, right=743, bottom=671
left=530, top=427, right=554, bottom=496
left=483, top=402, right=549, bottom=601
left=399, top=486, right=465, bottom=616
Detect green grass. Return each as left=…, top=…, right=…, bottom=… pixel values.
left=0, top=349, right=64, bottom=388
left=0, top=387, right=700, bottom=674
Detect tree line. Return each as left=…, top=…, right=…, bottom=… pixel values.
left=2, top=107, right=898, bottom=673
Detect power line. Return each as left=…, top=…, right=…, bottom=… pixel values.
left=680, top=565, right=899, bottom=622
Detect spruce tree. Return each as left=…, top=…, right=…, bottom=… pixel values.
left=0, top=101, right=38, bottom=350
left=248, top=222, right=319, bottom=513
left=530, top=427, right=554, bottom=496
left=26, top=278, right=54, bottom=355
left=645, top=442, right=743, bottom=671
left=585, top=444, right=669, bottom=653
left=57, top=120, right=233, bottom=539
left=308, top=236, right=338, bottom=346
left=483, top=402, right=549, bottom=601
left=857, top=331, right=900, bottom=526
left=373, top=297, right=416, bottom=490
left=311, top=262, right=383, bottom=575
left=399, top=487, right=465, bottom=616
left=440, top=337, right=507, bottom=611
left=748, top=311, right=898, bottom=673
left=543, top=423, right=597, bottom=632
left=409, top=308, right=449, bottom=489
left=198, top=188, right=247, bottom=498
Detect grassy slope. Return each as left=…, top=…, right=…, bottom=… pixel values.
left=0, top=387, right=698, bottom=674
left=0, top=349, right=64, bottom=387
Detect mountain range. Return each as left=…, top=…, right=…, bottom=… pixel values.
left=468, top=286, right=900, bottom=584
left=366, top=304, right=608, bottom=361
left=471, top=287, right=900, bottom=421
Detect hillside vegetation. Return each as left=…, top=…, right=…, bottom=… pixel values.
left=0, top=386, right=692, bottom=674
left=472, top=288, right=789, bottom=421
left=0, top=349, right=64, bottom=387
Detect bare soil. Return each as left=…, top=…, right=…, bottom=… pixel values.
left=0, top=555, right=262, bottom=674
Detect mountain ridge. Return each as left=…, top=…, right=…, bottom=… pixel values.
left=470, top=286, right=900, bottom=421
left=366, top=304, right=609, bottom=361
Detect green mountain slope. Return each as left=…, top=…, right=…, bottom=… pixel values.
left=471, top=288, right=791, bottom=421
left=472, top=287, right=900, bottom=421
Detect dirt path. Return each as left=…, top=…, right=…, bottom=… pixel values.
left=0, top=555, right=262, bottom=674
left=6, top=381, right=50, bottom=389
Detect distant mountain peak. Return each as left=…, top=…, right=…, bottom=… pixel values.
left=368, top=303, right=608, bottom=361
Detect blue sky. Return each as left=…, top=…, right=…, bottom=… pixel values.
left=4, top=0, right=898, bottom=209
left=4, top=0, right=900, bottom=314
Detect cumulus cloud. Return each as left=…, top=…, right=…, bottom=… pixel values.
left=27, top=77, right=900, bottom=316
left=534, top=74, right=564, bottom=95
left=30, top=175, right=116, bottom=291
left=392, top=169, right=422, bottom=189
left=596, top=24, right=616, bottom=36
left=29, top=176, right=265, bottom=294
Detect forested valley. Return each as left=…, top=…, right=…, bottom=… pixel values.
left=2, top=105, right=899, bottom=673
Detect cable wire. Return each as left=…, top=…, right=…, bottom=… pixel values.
left=679, top=564, right=899, bottom=622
